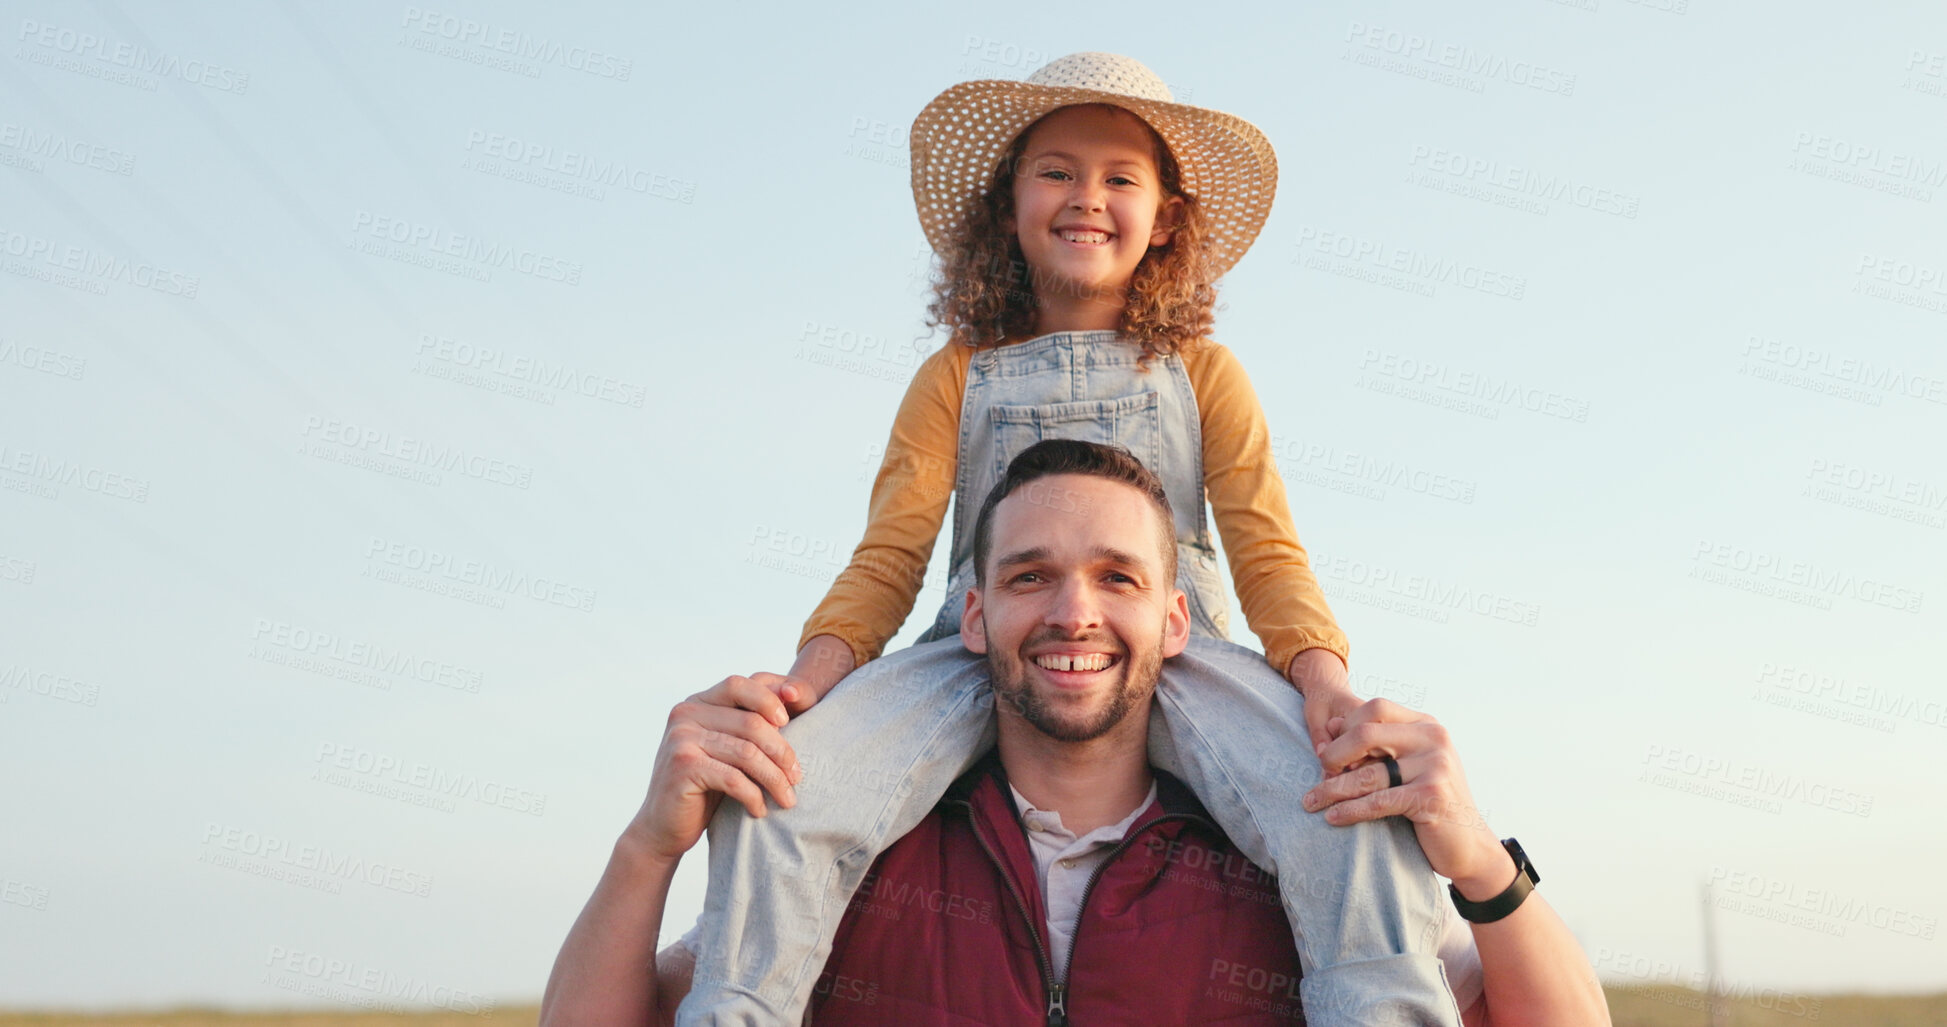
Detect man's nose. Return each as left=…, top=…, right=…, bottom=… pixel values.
left=1044, top=577, right=1103, bottom=633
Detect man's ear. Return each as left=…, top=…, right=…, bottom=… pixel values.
left=1161, top=588, right=1190, bottom=659
left=960, top=587, right=987, bottom=654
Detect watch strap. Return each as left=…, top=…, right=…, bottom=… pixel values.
left=1449, top=837, right=1539, bottom=924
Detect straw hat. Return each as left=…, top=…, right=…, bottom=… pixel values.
left=909, top=51, right=1278, bottom=280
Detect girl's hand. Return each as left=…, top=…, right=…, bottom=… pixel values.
left=1286, top=647, right=1363, bottom=750
left=785, top=635, right=857, bottom=714
left=752, top=671, right=822, bottom=717
left=1300, top=681, right=1365, bottom=751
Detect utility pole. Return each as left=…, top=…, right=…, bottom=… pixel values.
left=1702, top=879, right=1729, bottom=1027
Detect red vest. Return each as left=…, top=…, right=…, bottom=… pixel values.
left=808, top=754, right=1305, bottom=1025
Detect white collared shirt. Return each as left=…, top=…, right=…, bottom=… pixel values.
left=1009, top=781, right=1159, bottom=983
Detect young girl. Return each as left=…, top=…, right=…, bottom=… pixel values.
left=681, top=53, right=1463, bottom=1025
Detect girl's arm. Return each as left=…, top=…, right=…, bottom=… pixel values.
left=1183, top=342, right=1349, bottom=672
left=1183, top=342, right=1363, bottom=741
left=782, top=345, right=966, bottom=707
left=788, top=634, right=855, bottom=705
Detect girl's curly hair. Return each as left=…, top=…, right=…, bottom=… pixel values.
left=921, top=104, right=1217, bottom=367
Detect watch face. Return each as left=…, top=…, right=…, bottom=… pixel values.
left=1505, top=837, right=1539, bottom=885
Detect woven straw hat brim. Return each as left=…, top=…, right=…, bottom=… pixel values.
left=909, top=78, right=1278, bottom=281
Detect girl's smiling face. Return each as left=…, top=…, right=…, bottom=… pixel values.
left=1005, top=104, right=1184, bottom=325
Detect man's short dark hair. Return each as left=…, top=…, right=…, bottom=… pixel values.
left=972, top=439, right=1177, bottom=588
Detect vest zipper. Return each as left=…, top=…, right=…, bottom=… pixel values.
left=1058, top=813, right=1202, bottom=995
left=957, top=792, right=1220, bottom=1025
left=953, top=799, right=1062, bottom=1025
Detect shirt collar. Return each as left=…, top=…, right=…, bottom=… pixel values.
left=1008, top=779, right=1160, bottom=846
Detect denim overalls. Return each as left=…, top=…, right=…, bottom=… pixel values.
left=913, top=329, right=1233, bottom=644
left=681, top=332, right=1464, bottom=1027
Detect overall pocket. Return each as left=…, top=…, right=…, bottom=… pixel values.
left=988, top=391, right=1164, bottom=483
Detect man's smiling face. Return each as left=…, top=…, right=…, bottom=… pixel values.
left=962, top=472, right=1190, bottom=742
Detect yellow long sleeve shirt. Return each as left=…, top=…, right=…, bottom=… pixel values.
left=800, top=339, right=1348, bottom=680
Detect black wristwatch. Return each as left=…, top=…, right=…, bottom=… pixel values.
left=1449, top=838, right=1539, bottom=924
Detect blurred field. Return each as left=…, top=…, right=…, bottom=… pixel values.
left=4, top=989, right=1946, bottom=1025
left=1605, top=986, right=1947, bottom=1026
left=0, top=988, right=1939, bottom=1023
left=0, top=1013, right=542, bottom=1027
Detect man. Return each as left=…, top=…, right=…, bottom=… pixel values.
left=541, top=440, right=1611, bottom=1025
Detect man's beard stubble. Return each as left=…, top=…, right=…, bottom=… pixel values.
left=987, top=621, right=1165, bottom=743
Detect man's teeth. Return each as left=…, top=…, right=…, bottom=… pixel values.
left=1034, top=653, right=1115, bottom=672
left=1058, top=230, right=1111, bottom=244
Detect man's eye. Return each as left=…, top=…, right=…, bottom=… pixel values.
left=1106, top=572, right=1135, bottom=584
left=1011, top=572, right=1043, bottom=584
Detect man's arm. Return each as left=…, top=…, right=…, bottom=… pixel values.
left=538, top=675, right=804, bottom=1027
left=652, top=942, right=697, bottom=1026
left=538, top=837, right=682, bottom=1026
left=1449, top=848, right=1606, bottom=1027
left=1305, top=700, right=1612, bottom=1027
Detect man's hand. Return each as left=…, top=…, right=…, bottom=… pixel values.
left=621, top=674, right=807, bottom=864
left=1287, top=647, right=1364, bottom=751
left=1300, top=698, right=1512, bottom=898
left=540, top=673, right=809, bottom=1027
left=1302, top=699, right=1615, bottom=1027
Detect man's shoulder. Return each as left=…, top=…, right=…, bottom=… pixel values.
left=1149, top=766, right=1214, bottom=820
left=941, top=747, right=1006, bottom=805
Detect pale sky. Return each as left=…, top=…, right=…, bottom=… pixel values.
left=2, top=0, right=1943, bottom=1011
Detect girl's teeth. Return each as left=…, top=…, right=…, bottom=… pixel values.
left=1059, top=231, right=1110, bottom=244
